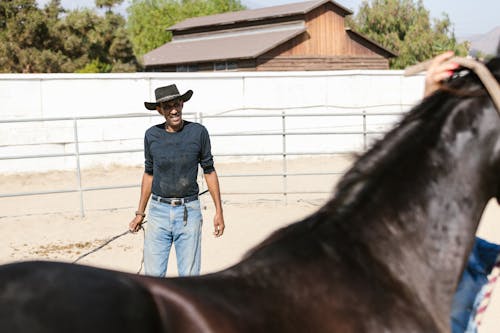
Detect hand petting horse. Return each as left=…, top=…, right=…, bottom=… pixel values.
left=1, top=46, right=499, bottom=333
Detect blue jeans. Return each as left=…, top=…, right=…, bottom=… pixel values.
left=451, top=237, right=500, bottom=333
left=144, top=198, right=203, bottom=277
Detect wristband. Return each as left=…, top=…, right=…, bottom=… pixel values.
left=135, top=211, right=146, bottom=217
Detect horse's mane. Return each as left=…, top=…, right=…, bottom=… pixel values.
left=244, top=55, right=500, bottom=258
left=331, top=56, right=500, bottom=222
left=326, top=94, right=453, bottom=221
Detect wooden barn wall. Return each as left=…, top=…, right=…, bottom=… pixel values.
left=345, top=31, right=391, bottom=57
left=267, top=3, right=347, bottom=57
left=262, top=2, right=386, bottom=60
left=304, top=2, right=348, bottom=55
left=345, top=35, right=377, bottom=55
left=269, top=5, right=345, bottom=56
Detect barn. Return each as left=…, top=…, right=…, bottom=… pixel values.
left=143, top=0, right=397, bottom=72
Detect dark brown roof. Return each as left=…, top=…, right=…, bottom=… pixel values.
left=169, top=0, right=352, bottom=32
left=143, top=24, right=307, bottom=66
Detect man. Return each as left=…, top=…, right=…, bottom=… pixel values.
left=451, top=238, right=500, bottom=333
left=129, top=84, right=225, bottom=277
left=424, top=51, right=500, bottom=333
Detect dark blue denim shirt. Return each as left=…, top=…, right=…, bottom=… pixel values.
left=144, top=120, right=214, bottom=198
left=451, top=237, right=500, bottom=333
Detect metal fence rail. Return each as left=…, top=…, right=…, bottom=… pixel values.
left=0, top=108, right=407, bottom=216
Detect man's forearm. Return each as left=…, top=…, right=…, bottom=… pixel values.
left=204, top=171, right=222, bottom=212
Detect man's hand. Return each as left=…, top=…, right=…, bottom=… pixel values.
left=424, top=51, right=459, bottom=97
left=213, top=212, right=225, bottom=237
left=129, top=215, right=144, bottom=233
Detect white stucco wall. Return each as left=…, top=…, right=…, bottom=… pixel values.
left=0, top=70, right=425, bottom=173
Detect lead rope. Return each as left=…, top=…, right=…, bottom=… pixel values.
left=404, top=56, right=500, bottom=113
left=136, top=226, right=146, bottom=274
left=474, top=255, right=500, bottom=327
left=72, top=189, right=210, bottom=273
left=72, top=221, right=147, bottom=274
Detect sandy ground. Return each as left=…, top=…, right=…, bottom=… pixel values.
left=1, top=157, right=499, bottom=332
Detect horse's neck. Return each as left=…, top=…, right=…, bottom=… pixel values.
left=361, top=129, right=495, bottom=330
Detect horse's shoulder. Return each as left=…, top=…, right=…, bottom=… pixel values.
left=132, top=275, right=236, bottom=332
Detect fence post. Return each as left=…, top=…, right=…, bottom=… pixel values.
left=362, top=110, right=367, bottom=151
left=73, top=118, right=85, bottom=217
left=281, top=111, right=288, bottom=205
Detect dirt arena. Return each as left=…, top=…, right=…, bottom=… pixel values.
left=1, top=157, right=499, bottom=332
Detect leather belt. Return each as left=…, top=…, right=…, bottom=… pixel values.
left=151, top=194, right=199, bottom=206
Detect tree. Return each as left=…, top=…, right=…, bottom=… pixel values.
left=0, top=0, right=73, bottom=73
left=0, top=0, right=138, bottom=73
left=347, top=0, right=468, bottom=69
left=57, top=0, right=138, bottom=72
left=96, top=0, right=124, bottom=12
left=126, top=0, right=245, bottom=61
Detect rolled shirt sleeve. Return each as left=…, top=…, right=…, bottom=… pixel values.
left=199, top=127, right=215, bottom=174
left=144, top=135, right=153, bottom=175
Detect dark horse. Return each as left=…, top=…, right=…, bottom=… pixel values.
left=2, top=54, right=500, bottom=333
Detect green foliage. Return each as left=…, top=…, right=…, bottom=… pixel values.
left=0, top=0, right=54, bottom=72
left=76, top=59, right=112, bottom=73
left=0, top=0, right=243, bottom=72
left=349, top=0, right=469, bottom=69
left=126, top=0, right=245, bottom=60
left=96, top=0, right=124, bottom=11
left=0, top=0, right=138, bottom=73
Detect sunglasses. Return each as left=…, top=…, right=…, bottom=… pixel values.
left=161, top=100, right=183, bottom=110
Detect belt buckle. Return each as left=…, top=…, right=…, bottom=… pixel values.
left=170, top=199, right=183, bottom=206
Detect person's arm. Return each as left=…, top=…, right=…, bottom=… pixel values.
left=204, top=171, right=225, bottom=237
left=424, top=51, right=459, bottom=97
left=129, top=172, right=153, bottom=232
left=198, top=125, right=224, bottom=237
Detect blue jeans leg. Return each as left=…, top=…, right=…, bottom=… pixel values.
left=463, top=285, right=486, bottom=333
left=451, top=270, right=481, bottom=333
left=144, top=200, right=173, bottom=277
left=451, top=237, right=500, bottom=333
left=174, top=200, right=202, bottom=276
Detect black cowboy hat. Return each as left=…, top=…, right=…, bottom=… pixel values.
left=144, top=84, right=193, bottom=110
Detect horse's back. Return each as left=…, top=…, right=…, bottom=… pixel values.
left=144, top=266, right=442, bottom=333
left=0, top=261, right=164, bottom=333
left=0, top=260, right=444, bottom=333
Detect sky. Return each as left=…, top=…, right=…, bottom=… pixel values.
left=36, top=0, right=500, bottom=37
